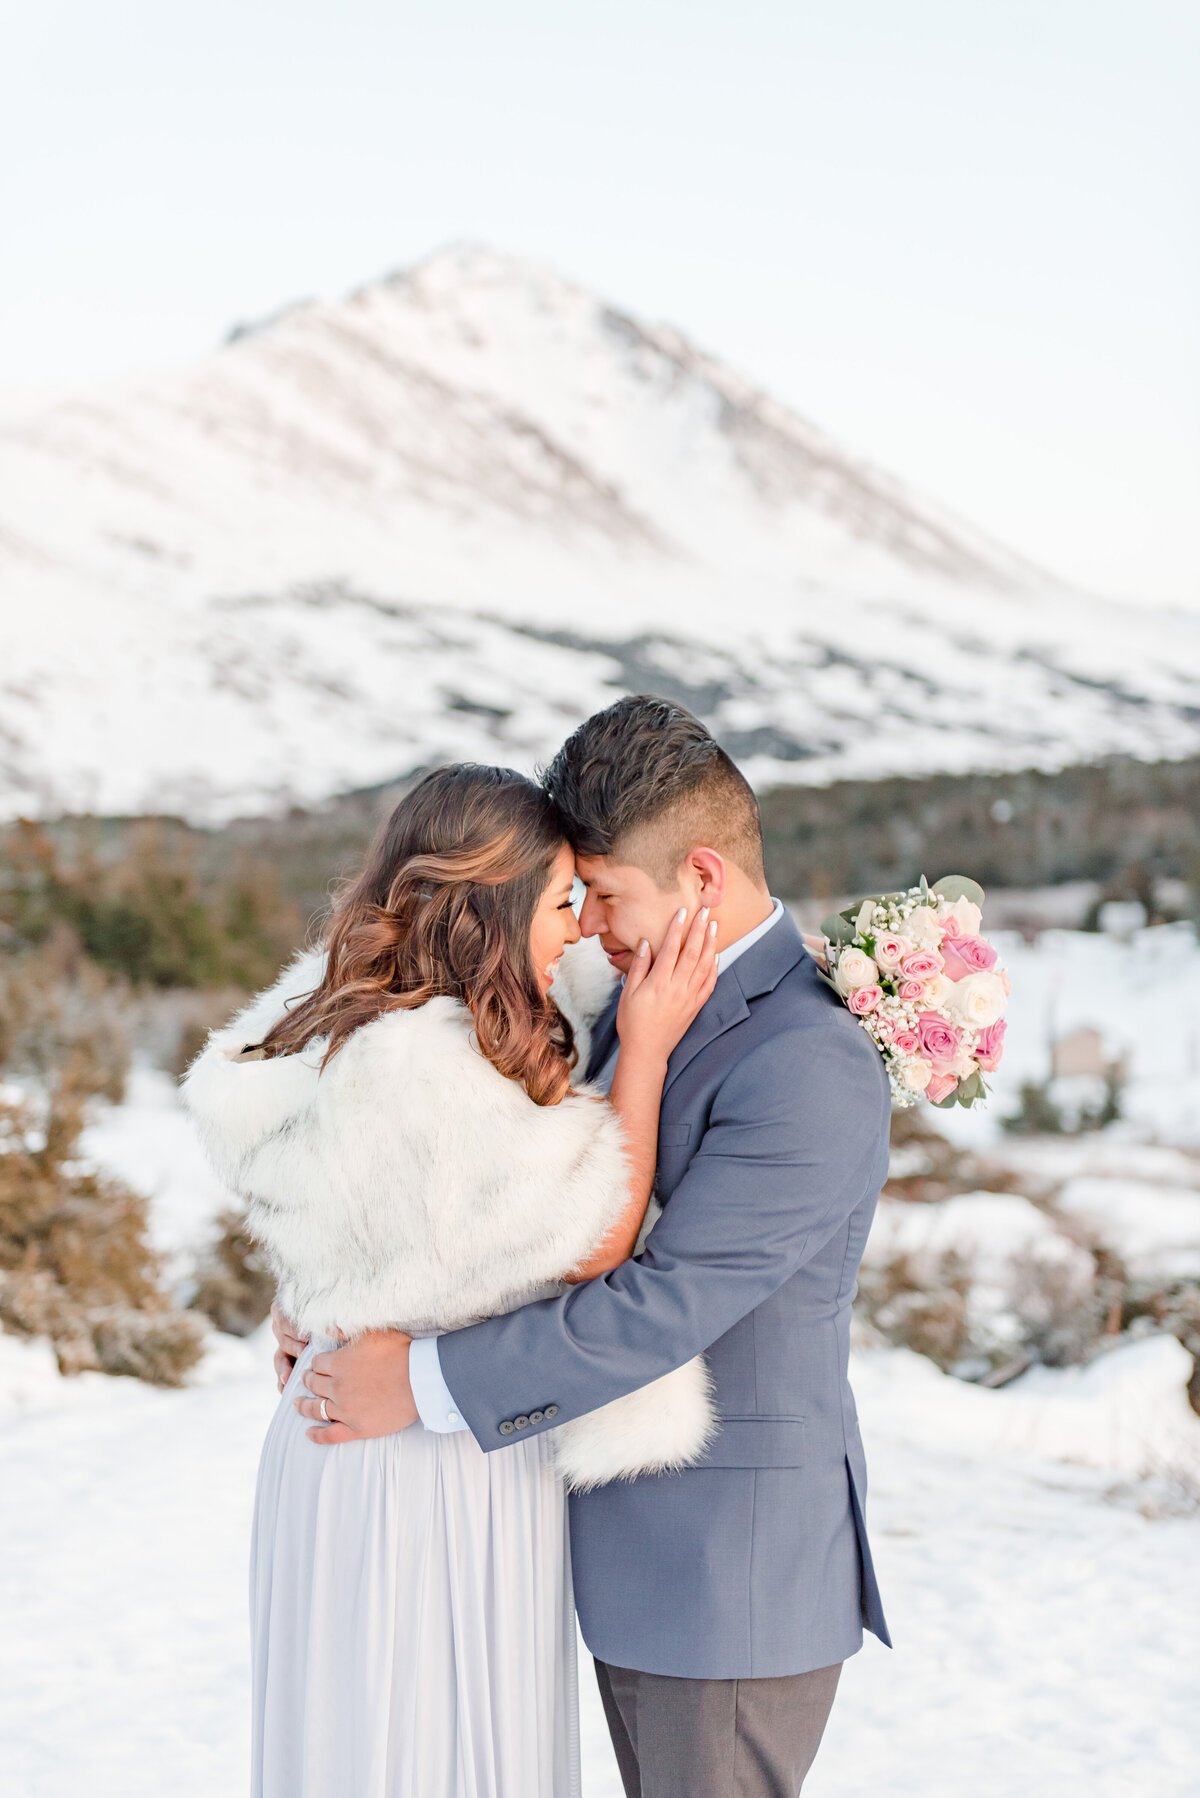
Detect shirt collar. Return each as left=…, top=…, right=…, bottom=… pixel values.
left=715, top=897, right=785, bottom=976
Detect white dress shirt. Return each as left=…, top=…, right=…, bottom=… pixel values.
left=409, top=899, right=786, bottom=1432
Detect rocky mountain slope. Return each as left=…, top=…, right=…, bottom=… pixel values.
left=2, top=244, right=1198, bottom=820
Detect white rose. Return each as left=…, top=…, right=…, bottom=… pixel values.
left=938, top=895, right=983, bottom=937
left=923, top=974, right=953, bottom=1008
left=903, top=906, right=944, bottom=948
left=873, top=934, right=912, bottom=972
left=900, top=1057, right=933, bottom=1091
left=834, top=946, right=879, bottom=995
left=942, top=970, right=1006, bottom=1027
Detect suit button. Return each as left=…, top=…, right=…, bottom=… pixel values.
left=529, top=1410, right=544, bottom=1424
left=499, top=1421, right=515, bottom=1436
left=544, top=1404, right=559, bottom=1419
left=514, top=1415, right=530, bottom=1430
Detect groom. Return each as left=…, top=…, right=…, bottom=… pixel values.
left=285, top=695, right=892, bottom=1796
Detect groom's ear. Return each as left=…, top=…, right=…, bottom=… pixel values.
left=683, top=847, right=727, bottom=909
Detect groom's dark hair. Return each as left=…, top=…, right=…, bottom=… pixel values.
left=542, top=694, right=766, bottom=889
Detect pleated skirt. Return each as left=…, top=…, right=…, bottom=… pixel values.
left=250, top=1341, right=580, bottom=1798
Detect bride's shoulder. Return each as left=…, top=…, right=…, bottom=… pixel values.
left=339, top=992, right=473, bottom=1064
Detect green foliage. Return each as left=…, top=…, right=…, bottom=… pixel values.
left=931, top=874, right=986, bottom=907
left=0, top=819, right=302, bottom=990
left=820, top=912, right=857, bottom=944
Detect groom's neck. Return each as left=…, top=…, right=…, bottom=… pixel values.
left=712, top=875, right=774, bottom=953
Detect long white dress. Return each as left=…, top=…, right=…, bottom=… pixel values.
left=251, top=1338, right=580, bottom=1798
left=182, top=950, right=708, bottom=1798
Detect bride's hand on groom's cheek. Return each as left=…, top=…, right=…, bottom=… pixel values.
left=616, top=904, right=719, bottom=1060
left=295, top=1330, right=418, bottom=1445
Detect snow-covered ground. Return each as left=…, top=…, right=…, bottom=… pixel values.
left=4, top=922, right=1199, bottom=1794
left=932, top=920, right=1200, bottom=1152
left=3, top=1324, right=1195, bottom=1798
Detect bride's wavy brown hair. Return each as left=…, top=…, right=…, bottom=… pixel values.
left=255, top=764, right=577, bottom=1105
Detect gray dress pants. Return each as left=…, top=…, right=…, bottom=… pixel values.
left=593, top=1658, right=842, bottom=1798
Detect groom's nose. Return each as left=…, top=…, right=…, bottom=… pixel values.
left=577, top=890, right=603, bottom=936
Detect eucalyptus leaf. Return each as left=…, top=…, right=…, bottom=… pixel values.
left=821, top=914, right=858, bottom=945
left=956, top=1071, right=984, bottom=1105
left=932, top=1085, right=962, bottom=1109
left=932, top=875, right=986, bottom=908
left=815, top=971, right=843, bottom=995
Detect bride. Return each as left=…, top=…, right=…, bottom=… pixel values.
left=184, top=762, right=719, bottom=1798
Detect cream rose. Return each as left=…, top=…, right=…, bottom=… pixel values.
left=942, top=970, right=1007, bottom=1027
left=903, top=906, right=944, bottom=948
left=899, top=1058, right=933, bottom=1092
left=922, top=974, right=953, bottom=1008
left=938, top=895, right=983, bottom=937
left=834, top=946, right=879, bottom=994
left=873, top=933, right=911, bottom=972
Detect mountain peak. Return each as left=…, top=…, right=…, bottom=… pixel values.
left=0, top=244, right=1193, bottom=822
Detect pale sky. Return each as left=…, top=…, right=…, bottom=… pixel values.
left=2, top=0, right=1196, bottom=606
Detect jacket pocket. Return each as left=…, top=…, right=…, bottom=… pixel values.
left=695, top=1415, right=808, bottom=1468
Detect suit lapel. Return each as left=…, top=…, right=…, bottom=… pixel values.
left=584, top=989, right=621, bottom=1083
left=663, top=909, right=807, bottom=1096
left=663, top=977, right=749, bottom=1095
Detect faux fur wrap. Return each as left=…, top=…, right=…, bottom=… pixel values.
left=182, top=941, right=717, bottom=1490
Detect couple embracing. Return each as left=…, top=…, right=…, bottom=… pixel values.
left=185, top=694, right=892, bottom=1798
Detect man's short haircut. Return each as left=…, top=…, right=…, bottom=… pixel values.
left=542, top=695, right=766, bottom=889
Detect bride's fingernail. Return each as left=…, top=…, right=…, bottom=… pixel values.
left=675, top=908, right=687, bottom=923
left=699, top=907, right=710, bottom=921
left=709, top=921, right=718, bottom=938
left=638, top=939, right=650, bottom=957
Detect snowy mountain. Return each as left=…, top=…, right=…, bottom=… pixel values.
left=3, top=242, right=1200, bottom=821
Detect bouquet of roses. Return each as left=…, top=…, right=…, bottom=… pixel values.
left=815, top=875, right=1008, bottom=1108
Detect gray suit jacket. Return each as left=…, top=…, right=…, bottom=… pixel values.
left=437, top=913, right=893, bottom=1678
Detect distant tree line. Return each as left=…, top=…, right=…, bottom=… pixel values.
left=2, top=752, right=1197, bottom=992
left=0, top=817, right=303, bottom=989
left=758, top=753, right=1200, bottom=907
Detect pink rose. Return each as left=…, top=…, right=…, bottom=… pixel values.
left=892, top=1028, right=920, bottom=1055
left=940, top=935, right=998, bottom=981
left=873, top=934, right=910, bottom=971
left=939, top=912, right=963, bottom=939
left=848, top=984, right=883, bottom=1015
left=925, top=1071, right=959, bottom=1105
left=899, top=979, right=926, bottom=1001
left=900, top=950, right=944, bottom=983
left=917, top=1010, right=963, bottom=1066
left=974, top=1017, right=1007, bottom=1072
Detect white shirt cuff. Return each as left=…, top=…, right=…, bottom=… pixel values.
left=409, top=1335, right=470, bottom=1432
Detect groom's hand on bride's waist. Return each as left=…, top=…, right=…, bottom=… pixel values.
left=294, top=1329, right=418, bottom=1445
